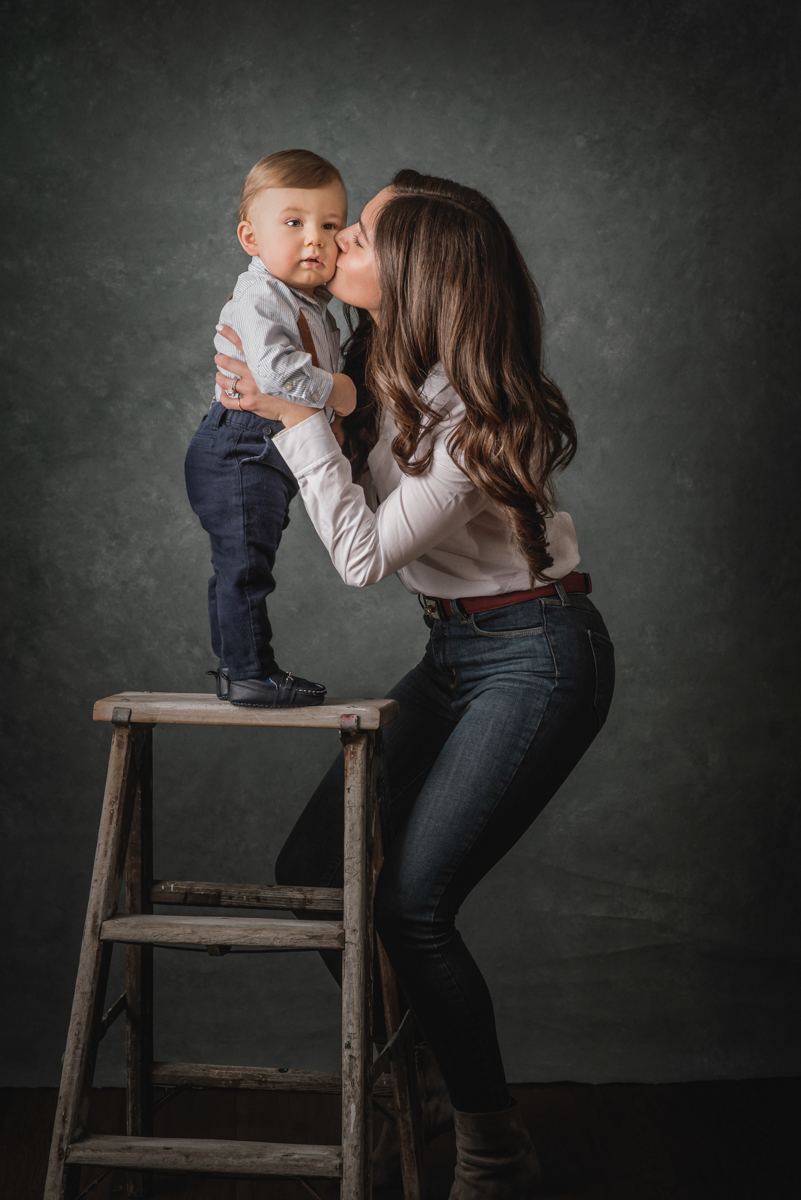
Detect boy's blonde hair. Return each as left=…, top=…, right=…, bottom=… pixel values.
left=239, top=149, right=345, bottom=222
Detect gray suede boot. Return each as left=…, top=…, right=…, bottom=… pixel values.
left=449, top=1101, right=541, bottom=1198
left=372, top=1045, right=455, bottom=1188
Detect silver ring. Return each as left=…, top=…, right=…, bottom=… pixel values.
left=224, top=375, right=242, bottom=401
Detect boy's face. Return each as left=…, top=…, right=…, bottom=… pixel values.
left=237, top=184, right=347, bottom=296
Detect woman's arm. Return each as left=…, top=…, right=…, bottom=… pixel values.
left=217, top=332, right=485, bottom=586
left=273, top=401, right=487, bottom=588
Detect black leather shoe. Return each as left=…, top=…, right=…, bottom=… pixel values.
left=206, top=667, right=230, bottom=700
left=227, top=670, right=326, bottom=708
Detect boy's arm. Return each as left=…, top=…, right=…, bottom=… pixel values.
left=327, top=374, right=357, bottom=417
left=232, top=283, right=335, bottom=408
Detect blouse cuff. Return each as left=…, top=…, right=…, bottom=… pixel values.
left=272, top=408, right=340, bottom=477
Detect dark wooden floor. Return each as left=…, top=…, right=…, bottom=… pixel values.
left=2, top=1080, right=798, bottom=1200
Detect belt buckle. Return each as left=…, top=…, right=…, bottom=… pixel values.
left=421, top=595, right=446, bottom=620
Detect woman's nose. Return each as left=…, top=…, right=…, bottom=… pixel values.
left=335, top=227, right=351, bottom=253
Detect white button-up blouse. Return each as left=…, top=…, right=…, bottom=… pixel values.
left=272, top=364, right=580, bottom=599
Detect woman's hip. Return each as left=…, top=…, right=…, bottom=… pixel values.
left=276, top=598, right=615, bottom=893
left=432, top=596, right=613, bottom=718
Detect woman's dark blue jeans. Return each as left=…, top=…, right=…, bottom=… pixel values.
left=275, top=588, right=615, bottom=1113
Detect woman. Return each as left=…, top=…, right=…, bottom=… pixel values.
left=215, top=170, right=615, bottom=1198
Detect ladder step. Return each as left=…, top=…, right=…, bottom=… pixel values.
left=152, top=1061, right=394, bottom=1096
left=93, top=691, right=399, bottom=730
left=66, top=1134, right=342, bottom=1177
left=151, top=880, right=343, bottom=911
left=100, top=914, right=344, bottom=950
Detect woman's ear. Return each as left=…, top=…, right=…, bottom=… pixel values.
left=237, top=221, right=259, bottom=256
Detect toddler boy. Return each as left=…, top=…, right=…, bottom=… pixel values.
left=185, top=149, right=354, bottom=707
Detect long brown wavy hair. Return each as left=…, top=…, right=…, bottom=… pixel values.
left=339, top=169, right=577, bottom=582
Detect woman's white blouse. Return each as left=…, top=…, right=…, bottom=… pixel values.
left=272, top=364, right=581, bottom=599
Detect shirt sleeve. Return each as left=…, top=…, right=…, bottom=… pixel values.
left=217, top=283, right=333, bottom=408
left=272, top=411, right=488, bottom=588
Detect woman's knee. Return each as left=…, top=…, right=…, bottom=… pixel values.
left=374, top=870, right=444, bottom=951
left=373, top=882, right=408, bottom=946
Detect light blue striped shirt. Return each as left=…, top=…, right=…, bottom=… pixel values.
left=213, top=256, right=340, bottom=408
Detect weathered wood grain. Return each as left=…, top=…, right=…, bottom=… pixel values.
left=151, top=880, right=344, bottom=911
left=369, top=1008, right=414, bottom=1085
left=98, top=992, right=126, bottom=1041
left=100, top=914, right=345, bottom=950
left=44, top=723, right=143, bottom=1200
left=151, top=1061, right=394, bottom=1096
left=125, top=728, right=154, bottom=1198
left=46, top=696, right=405, bottom=1197
left=93, top=693, right=399, bottom=730
left=66, top=1133, right=343, bottom=1177
left=340, top=730, right=374, bottom=1200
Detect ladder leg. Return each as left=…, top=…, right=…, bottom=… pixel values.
left=126, top=727, right=154, bottom=1198
left=340, top=729, right=375, bottom=1200
left=373, top=733, right=427, bottom=1200
left=44, top=720, right=143, bottom=1200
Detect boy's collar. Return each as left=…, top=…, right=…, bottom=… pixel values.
left=250, top=256, right=332, bottom=306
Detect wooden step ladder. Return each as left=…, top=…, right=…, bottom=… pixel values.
left=44, top=692, right=425, bottom=1199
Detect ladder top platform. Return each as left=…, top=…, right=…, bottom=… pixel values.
left=93, top=692, right=399, bottom=730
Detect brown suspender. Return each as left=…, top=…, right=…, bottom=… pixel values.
left=219, top=303, right=321, bottom=372
left=296, top=311, right=320, bottom=369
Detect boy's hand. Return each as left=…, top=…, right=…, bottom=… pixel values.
left=327, top=373, right=357, bottom=417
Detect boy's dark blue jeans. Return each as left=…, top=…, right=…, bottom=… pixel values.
left=276, top=591, right=615, bottom=1112
left=184, top=402, right=298, bottom=681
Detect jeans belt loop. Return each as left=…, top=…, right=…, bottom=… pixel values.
left=207, top=400, right=226, bottom=430
left=554, top=580, right=570, bottom=606
left=451, top=598, right=469, bottom=623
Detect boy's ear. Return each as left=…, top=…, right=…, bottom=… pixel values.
left=237, top=221, right=259, bottom=256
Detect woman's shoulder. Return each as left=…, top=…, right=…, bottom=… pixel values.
left=420, top=364, right=464, bottom=424
left=413, top=366, right=472, bottom=480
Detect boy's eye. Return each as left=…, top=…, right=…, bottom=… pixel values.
left=286, top=219, right=302, bottom=227
left=322, top=223, right=338, bottom=231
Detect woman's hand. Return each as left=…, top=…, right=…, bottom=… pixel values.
left=329, top=415, right=346, bottom=447
left=214, top=325, right=317, bottom=429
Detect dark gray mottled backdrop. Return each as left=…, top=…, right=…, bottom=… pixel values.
left=2, top=0, right=799, bottom=1088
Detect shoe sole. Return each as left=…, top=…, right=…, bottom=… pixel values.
left=228, top=696, right=327, bottom=708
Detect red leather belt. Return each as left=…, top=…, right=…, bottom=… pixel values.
left=421, top=571, right=592, bottom=620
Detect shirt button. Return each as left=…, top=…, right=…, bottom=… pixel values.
left=311, top=392, right=320, bottom=402
left=286, top=382, right=295, bottom=392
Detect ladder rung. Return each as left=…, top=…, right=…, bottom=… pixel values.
left=99, top=914, right=344, bottom=950
left=152, top=1061, right=394, bottom=1096
left=151, top=880, right=343, bottom=911
left=66, top=1134, right=342, bottom=1177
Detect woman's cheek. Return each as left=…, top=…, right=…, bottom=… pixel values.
left=351, top=261, right=377, bottom=310
left=330, top=264, right=355, bottom=305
